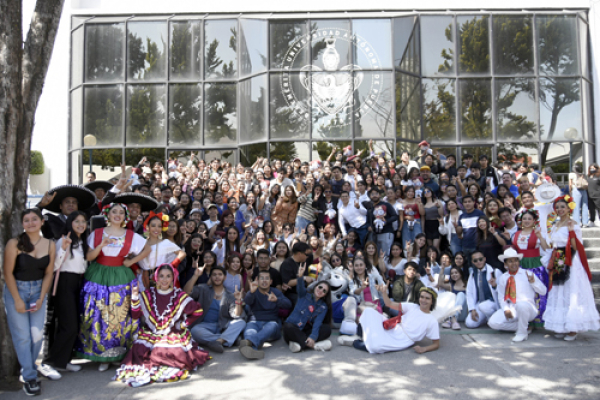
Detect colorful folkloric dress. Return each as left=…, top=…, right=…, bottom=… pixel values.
left=114, top=287, right=210, bottom=386
left=544, top=225, right=600, bottom=333
left=75, top=228, right=145, bottom=362
left=513, top=230, right=549, bottom=327
left=138, top=240, right=182, bottom=291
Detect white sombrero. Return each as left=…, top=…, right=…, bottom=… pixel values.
left=534, top=182, right=562, bottom=204
left=498, top=248, right=523, bottom=262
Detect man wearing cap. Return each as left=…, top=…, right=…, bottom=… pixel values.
left=85, top=180, right=114, bottom=212
left=414, top=141, right=433, bottom=166
left=488, top=248, right=547, bottom=342
left=204, top=204, right=221, bottom=230
left=420, top=166, right=439, bottom=195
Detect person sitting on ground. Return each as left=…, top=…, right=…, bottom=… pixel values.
left=240, top=270, right=292, bottom=360
left=465, top=251, right=501, bottom=329
left=487, top=248, right=547, bottom=342
left=388, top=261, right=425, bottom=315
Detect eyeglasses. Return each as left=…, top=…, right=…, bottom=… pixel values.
left=472, top=257, right=484, bottom=263
left=324, top=190, right=332, bottom=193
left=283, top=228, right=291, bottom=231
left=317, top=285, right=328, bottom=294
left=258, top=277, right=271, bottom=281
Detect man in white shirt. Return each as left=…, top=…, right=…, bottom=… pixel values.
left=488, top=248, right=547, bottom=342
left=338, top=191, right=369, bottom=248
left=342, top=160, right=362, bottom=191
left=465, top=251, right=501, bottom=329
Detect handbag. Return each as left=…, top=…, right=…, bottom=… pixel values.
left=576, top=174, right=588, bottom=190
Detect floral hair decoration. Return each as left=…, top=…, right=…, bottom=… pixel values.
left=553, top=195, right=576, bottom=214
left=101, top=203, right=130, bottom=224
left=143, top=211, right=170, bottom=232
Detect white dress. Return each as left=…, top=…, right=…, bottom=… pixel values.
left=360, top=305, right=439, bottom=354
left=137, top=240, right=182, bottom=291
left=544, top=225, right=600, bottom=333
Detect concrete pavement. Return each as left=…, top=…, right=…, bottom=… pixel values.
left=1, top=328, right=599, bottom=400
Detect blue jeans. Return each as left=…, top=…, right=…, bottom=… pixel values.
left=402, top=220, right=422, bottom=250
left=190, top=319, right=246, bottom=347
left=349, top=223, right=370, bottom=249
left=455, top=292, right=468, bottom=322
left=294, top=216, right=312, bottom=233
left=376, top=232, right=394, bottom=257
left=244, top=320, right=282, bottom=349
left=4, top=281, right=47, bottom=381
left=450, top=233, right=462, bottom=255
left=572, top=188, right=589, bottom=225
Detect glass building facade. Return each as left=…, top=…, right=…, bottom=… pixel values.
left=69, top=11, right=592, bottom=183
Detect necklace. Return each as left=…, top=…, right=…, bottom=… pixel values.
left=31, top=236, right=42, bottom=247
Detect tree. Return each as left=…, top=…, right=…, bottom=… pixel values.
left=0, top=0, right=65, bottom=379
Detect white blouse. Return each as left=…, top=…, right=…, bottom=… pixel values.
left=54, top=238, right=87, bottom=274
left=138, top=240, right=181, bottom=271
left=88, top=229, right=146, bottom=257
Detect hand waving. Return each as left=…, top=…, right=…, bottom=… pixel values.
left=267, top=292, right=278, bottom=302
left=297, top=262, right=306, bottom=278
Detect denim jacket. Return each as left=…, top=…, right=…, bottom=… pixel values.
left=285, top=276, right=328, bottom=341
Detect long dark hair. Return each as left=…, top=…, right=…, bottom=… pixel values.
left=308, top=280, right=332, bottom=324
left=17, top=208, right=44, bottom=252
left=64, top=211, right=89, bottom=258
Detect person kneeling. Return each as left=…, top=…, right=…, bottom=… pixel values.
left=283, top=263, right=333, bottom=352
left=487, top=248, right=547, bottom=342
left=240, top=271, right=292, bottom=359
left=340, top=285, right=440, bottom=354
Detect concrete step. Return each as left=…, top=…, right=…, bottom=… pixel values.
left=580, top=247, right=600, bottom=259
left=584, top=237, right=600, bottom=247
left=581, top=227, right=600, bottom=238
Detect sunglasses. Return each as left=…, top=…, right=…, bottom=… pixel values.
left=284, top=228, right=291, bottom=231
left=472, top=257, right=484, bottom=263
left=317, top=285, right=328, bottom=294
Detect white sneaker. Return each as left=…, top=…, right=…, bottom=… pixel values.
left=314, top=340, right=332, bottom=351
left=337, top=335, right=360, bottom=346
left=288, top=341, right=302, bottom=353
left=66, top=363, right=82, bottom=372
left=37, top=364, right=61, bottom=380
left=441, top=320, right=452, bottom=329
left=564, top=334, right=578, bottom=341
left=19, top=375, right=40, bottom=384
left=554, top=333, right=566, bottom=339
left=512, top=333, right=528, bottom=342
left=98, top=363, right=110, bottom=372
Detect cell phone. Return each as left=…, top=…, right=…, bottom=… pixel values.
left=28, top=302, right=37, bottom=312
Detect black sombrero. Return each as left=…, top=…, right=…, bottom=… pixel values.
left=113, top=192, right=160, bottom=212
left=43, top=185, right=97, bottom=213
left=84, top=180, right=114, bottom=193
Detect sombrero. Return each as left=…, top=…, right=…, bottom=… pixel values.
left=84, top=180, right=113, bottom=193
left=534, top=182, right=562, bottom=204
left=43, top=185, right=97, bottom=213
left=113, top=192, right=160, bottom=212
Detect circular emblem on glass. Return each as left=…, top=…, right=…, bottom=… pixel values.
left=280, top=28, right=382, bottom=127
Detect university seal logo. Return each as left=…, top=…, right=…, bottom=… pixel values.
left=281, top=28, right=381, bottom=127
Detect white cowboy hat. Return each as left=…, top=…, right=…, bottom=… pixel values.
left=498, top=247, right=523, bottom=262
left=534, top=182, right=562, bottom=203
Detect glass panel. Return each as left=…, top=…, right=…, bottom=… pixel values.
left=396, top=142, right=419, bottom=165
left=168, top=83, right=202, bottom=146
left=270, top=141, right=311, bottom=163
left=394, top=16, right=417, bottom=68
left=497, top=143, right=539, bottom=165
left=270, top=72, right=310, bottom=139
left=311, top=71, right=352, bottom=140
left=240, top=143, right=267, bottom=166
left=204, top=83, right=237, bottom=146
left=496, top=78, right=537, bottom=141
left=170, top=20, right=202, bottom=80
left=239, top=75, right=268, bottom=143
left=84, top=85, right=124, bottom=146
left=457, top=15, right=489, bottom=75
left=539, top=77, right=581, bottom=141
left=83, top=149, right=123, bottom=173
left=127, top=22, right=168, bottom=81
left=352, top=19, right=392, bottom=69
left=204, top=19, right=238, bottom=79
left=125, top=148, right=165, bottom=171
left=537, top=15, right=579, bottom=76
left=354, top=71, right=393, bottom=138
left=204, top=149, right=235, bottom=165
left=493, top=15, right=534, bottom=75
left=72, top=16, right=88, bottom=29
left=433, top=147, right=457, bottom=168
left=310, top=20, right=352, bottom=72
left=459, top=79, right=492, bottom=141
left=582, top=79, right=592, bottom=142
left=460, top=146, right=492, bottom=163
left=269, top=20, right=309, bottom=70
left=541, top=142, right=582, bottom=174
left=580, top=18, right=589, bottom=78
left=168, top=150, right=194, bottom=167
left=354, top=140, right=395, bottom=160
left=126, top=84, right=167, bottom=146
left=311, top=141, right=352, bottom=161
left=422, top=78, right=456, bottom=142
left=71, top=88, right=83, bottom=149
left=400, top=21, right=420, bottom=75
left=70, top=151, right=81, bottom=185
left=240, top=19, right=268, bottom=76
left=71, top=28, right=84, bottom=87
left=421, top=16, right=454, bottom=76
left=396, top=73, right=421, bottom=141
left=85, top=23, right=124, bottom=82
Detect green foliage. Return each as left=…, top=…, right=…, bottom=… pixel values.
left=30, top=151, right=44, bottom=175
left=458, top=16, right=489, bottom=73
left=270, top=142, right=298, bottom=163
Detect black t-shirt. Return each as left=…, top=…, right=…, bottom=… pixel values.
left=251, top=267, right=283, bottom=288
left=280, top=255, right=312, bottom=294
left=588, top=175, right=600, bottom=198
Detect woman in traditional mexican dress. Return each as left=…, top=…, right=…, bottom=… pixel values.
left=138, top=213, right=185, bottom=291
left=512, top=210, right=550, bottom=328
left=544, top=196, right=600, bottom=341
left=75, top=203, right=148, bottom=371
left=114, top=264, right=210, bottom=387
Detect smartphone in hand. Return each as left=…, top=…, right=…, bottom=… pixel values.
left=27, top=302, right=37, bottom=312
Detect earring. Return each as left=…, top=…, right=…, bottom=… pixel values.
left=121, top=221, right=127, bottom=228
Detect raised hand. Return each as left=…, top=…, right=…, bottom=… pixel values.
left=354, top=200, right=360, bottom=209
left=267, top=292, right=278, bottom=302
left=38, top=191, right=57, bottom=208
left=379, top=249, right=385, bottom=259
left=488, top=276, right=496, bottom=288
left=297, top=262, right=306, bottom=278
left=527, top=271, right=535, bottom=284
left=567, top=220, right=576, bottom=231
left=132, top=285, right=139, bottom=299
left=361, top=277, right=370, bottom=291
left=250, top=277, right=259, bottom=293
left=234, top=285, right=243, bottom=301
left=61, top=232, right=72, bottom=251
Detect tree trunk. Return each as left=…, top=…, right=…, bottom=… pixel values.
left=0, top=0, right=64, bottom=379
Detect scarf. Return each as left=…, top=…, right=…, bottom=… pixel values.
left=504, top=269, right=518, bottom=304
left=547, top=230, right=592, bottom=290
left=383, top=303, right=403, bottom=330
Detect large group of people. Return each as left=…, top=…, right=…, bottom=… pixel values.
left=3, top=140, right=600, bottom=396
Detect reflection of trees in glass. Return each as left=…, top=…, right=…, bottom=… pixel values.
left=497, top=143, right=538, bottom=164
left=170, top=21, right=201, bottom=79
left=240, top=144, right=267, bottom=165
left=125, top=148, right=166, bottom=167
left=84, top=86, right=123, bottom=146
left=493, top=15, right=533, bottom=74
left=460, top=79, right=492, bottom=140
left=312, top=141, right=351, bottom=161
left=458, top=16, right=489, bottom=73
left=314, top=109, right=351, bottom=139
left=496, top=79, right=536, bottom=141
left=85, top=24, right=124, bottom=81
left=127, top=85, right=166, bottom=146
left=127, top=28, right=166, bottom=80
left=396, top=73, right=420, bottom=141
left=205, top=26, right=237, bottom=78
left=204, top=83, right=237, bottom=145
left=83, top=149, right=122, bottom=169
left=169, top=84, right=201, bottom=145
left=270, top=142, right=299, bottom=162
left=422, top=79, right=455, bottom=141
left=438, top=22, right=454, bottom=73
left=354, top=73, right=394, bottom=138
left=269, top=21, right=307, bottom=69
